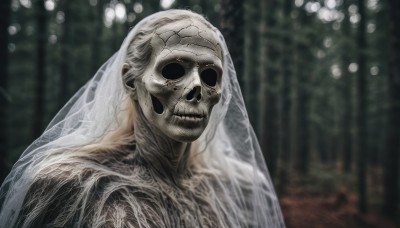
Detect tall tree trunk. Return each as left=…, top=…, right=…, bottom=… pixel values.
left=277, top=0, right=293, bottom=194
left=173, top=0, right=192, bottom=8
left=316, top=127, right=329, bottom=163
left=383, top=0, right=400, bottom=217
left=91, top=0, right=104, bottom=74
left=294, top=9, right=311, bottom=174
left=243, top=0, right=261, bottom=135
left=143, top=0, right=160, bottom=15
left=59, top=0, right=71, bottom=108
left=295, top=71, right=310, bottom=174
left=200, top=0, right=218, bottom=23
left=219, top=0, right=244, bottom=87
left=124, top=1, right=133, bottom=33
left=341, top=0, right=353, bottom=173
left=0, top=0, right=12, bottom=180
left=261, top=0, right=280, bottom=178
left=356, top=0, right=368, bottom=213
left=32, top=0, right=48, bottom=138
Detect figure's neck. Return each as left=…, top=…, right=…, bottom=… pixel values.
left=133, top=103, right=191, bottom=184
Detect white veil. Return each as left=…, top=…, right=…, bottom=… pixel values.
left=0, top=10, right=285, bottom=228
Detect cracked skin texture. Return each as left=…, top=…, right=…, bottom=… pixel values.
left=16, top=19, right=235, bottom=228
left=134, top=18, right=224, bottom=143
left=152, top=19, right=223, bottom=59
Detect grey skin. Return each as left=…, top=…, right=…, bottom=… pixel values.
left=131, top=19, right=223, bottom=142
left=123, top=19, right=223, bottom=180
left=17, top=19, right=237, bottom=228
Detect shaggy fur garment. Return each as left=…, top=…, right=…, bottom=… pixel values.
left=16, top=147, right=228, bottom=228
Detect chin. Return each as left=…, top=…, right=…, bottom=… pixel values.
left=165, top=127, right=204, bottom=143
left=174, top=135, right=201, bottom=143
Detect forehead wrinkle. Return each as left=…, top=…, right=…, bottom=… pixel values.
left=198, top=30, right=220, bottom=48
left=179, top=38, right=218, bottom=54
left=161, top=49, right=207, bottom=59
left=153, top=23, right=193, bottom=51
left=177, top=25, right=198, bottom=38
left=151, top=20, right=223, bottom=64
left=179, top=23, right=220, bottom=53
left=155, top=20, right=220, bottom=46
left=161, top=30, right=218, bottom=52
left=155, top=21, right=193, bottom=41
left=156, top=50, right=222, bottom=69
left=154, top=44, right=223, bottom=66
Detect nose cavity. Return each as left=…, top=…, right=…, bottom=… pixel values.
left=151, top=94, right=164, bottom=114
left=186, top=86, right=202, bottom=101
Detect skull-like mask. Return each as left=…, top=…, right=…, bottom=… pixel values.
left=134, top=19, right=223, bottom=142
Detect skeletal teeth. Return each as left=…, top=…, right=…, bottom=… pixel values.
left=175, top=113, right=204, bottom=119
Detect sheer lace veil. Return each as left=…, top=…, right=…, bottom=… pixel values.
left=0, top=10, right=285, bottom=227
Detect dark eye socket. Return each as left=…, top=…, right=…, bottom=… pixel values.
left=200, top=68, right=218, bottom=87
left=161, top=63, right=185, bottom=80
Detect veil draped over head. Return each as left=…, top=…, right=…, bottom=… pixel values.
left=0, top=10, right=285, bottom=228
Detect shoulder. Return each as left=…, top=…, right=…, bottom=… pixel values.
left=19, top=150, right=147, bottom=227
left=24, top=149, right=134, bottom=208
left=17, top=157, right=86, bottom=227
left=33, top=145, right=140, bottom=178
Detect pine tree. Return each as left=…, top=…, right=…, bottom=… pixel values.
left=383, top=0, right=400, bottom=217
left=219, top=0, right=244, bottom=86
left=0, top=0, right=12, bottom=180
left=32, top=0, right=48, bottom=138
left=355, top=0, right=368, bottom=213
left=261, top=0, right=281, bottom=178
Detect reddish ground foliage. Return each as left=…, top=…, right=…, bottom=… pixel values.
left=280, top=188, right=399, bottom=228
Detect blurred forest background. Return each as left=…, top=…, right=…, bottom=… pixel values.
left=0, top=0, right=399, bottom=227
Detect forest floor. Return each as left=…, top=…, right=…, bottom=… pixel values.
left=280, top=187, right=399, bottom=228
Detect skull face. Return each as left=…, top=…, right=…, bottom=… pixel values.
left=134, top=19, right=223, bottom=142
